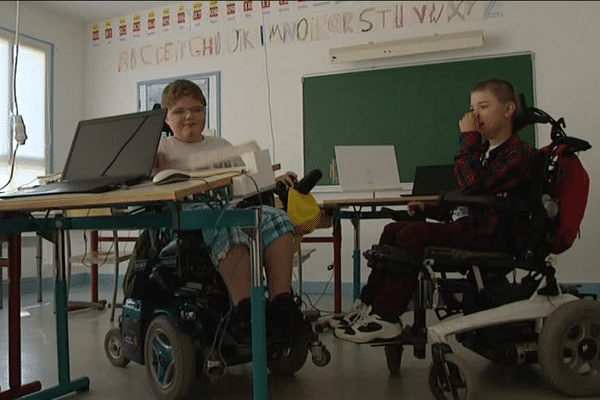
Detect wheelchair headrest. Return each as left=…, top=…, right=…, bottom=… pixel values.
left=514, top=94, right=591, bottom=151
left=153, top=103, right=173, bottom=136
left=513, top=94, right=551, bottom=133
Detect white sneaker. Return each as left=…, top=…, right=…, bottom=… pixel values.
left=333, top=306, right=402, bottom=344
left=328, top=299, right=368, bottom=329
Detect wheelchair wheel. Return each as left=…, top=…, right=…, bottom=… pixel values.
left=538, top=299, right=600, bottom=397
left=145, top=315, right=196, bottom=400
left=428, top=353, right=476, bottom=400
left=267, top=336, right=309, bottom=376
left=104, top=328, right=131, bottom=367
left=384, top=345, right=403, bottom=375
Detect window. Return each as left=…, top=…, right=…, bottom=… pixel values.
left=0, top=29, right=52, bottom=191
left=137, top=71, right=221, bottom=137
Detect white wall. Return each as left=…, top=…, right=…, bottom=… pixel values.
left=0, top=1, right=87, bottom=279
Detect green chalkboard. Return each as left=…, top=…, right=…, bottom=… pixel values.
left=303, top=53, right=535, bottom=186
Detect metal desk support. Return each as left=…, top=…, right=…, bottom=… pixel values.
left=21, top=222, right=90, bottom=399
left=0, top=234, right=43, bottom=400
left=249, top=207, right=268, bottom=400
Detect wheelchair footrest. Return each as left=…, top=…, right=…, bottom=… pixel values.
left=369, top=325, right=427, bottom=348
left=363, top=245, right=420, bottom=276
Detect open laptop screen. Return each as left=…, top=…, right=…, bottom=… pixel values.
left=412, top=164, right=457, bottom=196
left=62, top=108, right=167, bottom=181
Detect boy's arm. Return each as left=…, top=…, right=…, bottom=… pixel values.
left=455, top=133, right=531, bottom=195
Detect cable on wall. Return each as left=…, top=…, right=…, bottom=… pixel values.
left=12, top=0, right=26, bottom=146
left=1, top=0, right=25, bottom=191
left=259, top=5, right=276, bottom=163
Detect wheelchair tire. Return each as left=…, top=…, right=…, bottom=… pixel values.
left=384, top=345, right=403, bottom=375
left=538, top=299, right=600, bottom=397
left=104, top=328, right=131, bottom=367
left=145, top=315, right=196, bottom=400
left=428, top=353, right=476, bottom=400
left=267, top=336, right=309, bottom=376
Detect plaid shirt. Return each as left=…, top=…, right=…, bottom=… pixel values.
left=453, top=131, right=534, bottom=234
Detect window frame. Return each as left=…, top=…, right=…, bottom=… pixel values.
left=0, top=26, right=54, bottom=178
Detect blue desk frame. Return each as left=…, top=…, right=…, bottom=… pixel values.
left=0, top=202, right=269, bottom=400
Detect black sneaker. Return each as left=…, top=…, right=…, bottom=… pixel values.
left=267, top=293, right=311, bottom=340
left=228, top=298, right=252, bottom=345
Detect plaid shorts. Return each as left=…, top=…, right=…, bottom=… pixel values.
left=184, top=204, right=295, bottom=267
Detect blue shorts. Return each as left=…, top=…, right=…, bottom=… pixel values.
left=184, top=204, right=295, bottom=267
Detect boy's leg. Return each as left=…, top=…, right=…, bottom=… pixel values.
left=263, top=232, right=294, bottom=299
left=218, top=244, right=251, bottom=306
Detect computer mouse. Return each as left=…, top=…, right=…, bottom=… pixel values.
left=152, top=169, right=191, bottom=185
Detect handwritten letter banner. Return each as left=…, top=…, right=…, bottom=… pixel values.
left=111, top=1, right=498, bottom=73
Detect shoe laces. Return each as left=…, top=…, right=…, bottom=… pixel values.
left=343, top=299, right=367, bottom=320
left=347, top=305, right=378, bottom=328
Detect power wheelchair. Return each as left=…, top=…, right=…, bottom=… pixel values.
left=363, top=98, right=596, bottom=399
left=103, top=172, right=331, bottom=400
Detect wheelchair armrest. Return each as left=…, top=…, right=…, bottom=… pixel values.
left=380, top=207, right=425, bottom=222
left=439, top=191, right=530, bottom=212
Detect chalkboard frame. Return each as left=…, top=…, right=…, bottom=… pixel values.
left=302, top=52, right=536, bottom=187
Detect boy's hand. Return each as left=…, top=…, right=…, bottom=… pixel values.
left=276, top=171, right=298, bottom=187
left=407, top=201, right=426, bottom=217
left=459, top=111, right=480, bottom=133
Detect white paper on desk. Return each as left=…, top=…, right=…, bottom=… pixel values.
left=188, top=166, right=247, bottom=178
left=335, top=145, right=401, bottom=192
left=188, top=140, right=260, bottom=170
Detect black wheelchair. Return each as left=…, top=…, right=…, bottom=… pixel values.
left=103, top=173, right=331, bottom=400
left=363, top=98, right=597, bottom=399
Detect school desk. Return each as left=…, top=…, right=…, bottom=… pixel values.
left=0, top=172, right=272, bottom=400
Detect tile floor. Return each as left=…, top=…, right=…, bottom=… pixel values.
left=1, top=282, right=598, bottom=400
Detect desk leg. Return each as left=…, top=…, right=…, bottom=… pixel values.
left=90, top=230, right=99, bottom=303
left=37, top=236, right=43, bottom=303
left=249, top=208, right=268, bottom=400
left=20, top=228, right=90, bottom=399
left=351, top=217, right=361, bottom=302
left=67, top=230, right=106, bottom=312
left=333, top=216, right=342, bottom=314
left=0, top=234, right=42, bottom=399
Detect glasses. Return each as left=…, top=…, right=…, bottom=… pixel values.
left=171, top=106, right=206, bottom=116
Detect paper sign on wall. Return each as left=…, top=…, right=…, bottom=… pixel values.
left=226, top=1, right=239, bottom=24
left=132, top=13, right=142, bottom=37
left=177, top=3, right=189, bottom=31
left=118, top=17, right=129, bottom=41
left=104, top=20, right=114, bottom=44
left=92, top=23, right=100, bottom=45
left=192, top=2, right=204, bottom=29
left=147, top=10, right=157, bottom=36
left=209, top=1, right=220, bottom=24
left=162, top=7, right=172, bottom=32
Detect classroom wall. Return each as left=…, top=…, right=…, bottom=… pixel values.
left=0, top=1, right=87, bottom=280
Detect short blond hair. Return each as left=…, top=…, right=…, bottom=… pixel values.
left=161, top=79, right=206, bottom=109
left=471, top=78, right=518, bottom=105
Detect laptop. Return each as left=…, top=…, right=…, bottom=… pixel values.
left=0, top=108, right=167, bottom=199
left=335, top=145, right=401, bottom=192
left=411, top=164, right=457, bottom=196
